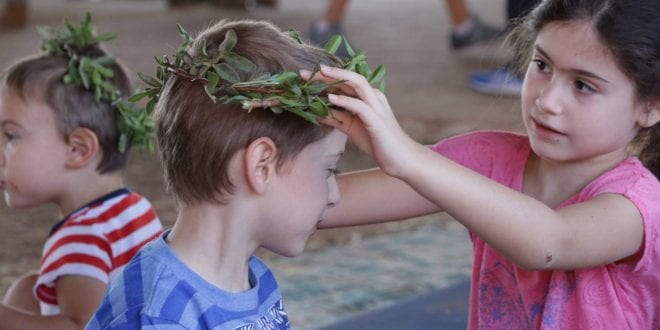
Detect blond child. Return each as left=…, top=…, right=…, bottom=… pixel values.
left=311, top=0, right=660, bottom=328
left=0, top=14, right=162, bottom=329
left=86, top=19, right=372, bottom=329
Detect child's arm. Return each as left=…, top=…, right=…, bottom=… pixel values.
left=320, top=168, right=441, bottom=228
left=315, top=66, right=644, bottom=271
left=0, top=275, right=107, bottom=329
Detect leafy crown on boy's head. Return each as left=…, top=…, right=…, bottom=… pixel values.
left=151, top=19, right=385, bottom=205
left=0, top=13, right=154, bottom=174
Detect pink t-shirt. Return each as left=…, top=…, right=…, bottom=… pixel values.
left=432, top=131, right=659, bottom=329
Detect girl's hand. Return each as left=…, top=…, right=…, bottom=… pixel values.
left=300, top=66, right=421, bottom=177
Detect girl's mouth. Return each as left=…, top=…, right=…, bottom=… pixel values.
left=532, top=118, right=563, bottom=139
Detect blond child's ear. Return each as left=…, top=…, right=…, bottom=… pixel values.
left=637, top=99, right=660, bottom=128
left=244, top=137, right=278, bottom=194
left=65, top=127, right=100, bottom=169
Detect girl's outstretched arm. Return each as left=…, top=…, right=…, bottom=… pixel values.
left=315, top=66, right=644, bottom=271
left=321, top=168, right=441, bottom=228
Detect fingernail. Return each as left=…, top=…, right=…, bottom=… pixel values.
left=328, top=94, right=337, bottom=101
left=299, top=69, right=312, bottom=77
left=320, top=64, right=331, bottom=73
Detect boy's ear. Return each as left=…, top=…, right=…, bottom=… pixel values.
left=638, top=99, right=660, bottom=128
left=65, top=128, right=100, bottom=169
left=244, top=137, right=278, bottom=194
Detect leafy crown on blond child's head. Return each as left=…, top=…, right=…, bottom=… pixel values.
left=131, top=21, right=386, bottom=125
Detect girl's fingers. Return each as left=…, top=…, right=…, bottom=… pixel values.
left=319, top=109, right=354, bottom=132
left=299, top=69, right=357, bottom=97
left=327, top=93, right=378, bottom=125
left=319, top=66, right=382, bottom=109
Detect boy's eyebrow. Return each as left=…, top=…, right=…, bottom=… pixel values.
left=534, top=44, right=610, bottom=84
left=0, top=120, right=18, bottom=127
left=327, top=150, right=345, bottom=158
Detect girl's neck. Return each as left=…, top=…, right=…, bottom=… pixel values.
left=167, top=204, right=258, bottom=293
left=523, top=152, right=627, bottom=208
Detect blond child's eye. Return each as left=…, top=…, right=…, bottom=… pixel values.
left=2, top=131, right=15, bottom=142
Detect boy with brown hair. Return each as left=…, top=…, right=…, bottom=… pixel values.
left=86, top=18, right=385, bottom=329
left=0, top=14, right=162, bottom=329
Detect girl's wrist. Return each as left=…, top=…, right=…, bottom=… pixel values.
left=386, top=138, right=429, bottom=181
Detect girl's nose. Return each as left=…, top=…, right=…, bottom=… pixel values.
left=536, top=79, right=564, bottom=115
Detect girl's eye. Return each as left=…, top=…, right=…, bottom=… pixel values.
left=574, top=80, right=596, bottom=93
left=327, top=168, right=339, bottom=178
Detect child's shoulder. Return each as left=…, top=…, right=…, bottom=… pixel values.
left=66, top=188, right=153, bottom=224
left=583, top=157, right=660, bottom=202
left=431, top=130, right=529, bottom=163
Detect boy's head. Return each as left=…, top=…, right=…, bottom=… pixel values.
left=155, top=19, right=345, bottom=205
left=0, top=46, right=132, bottom=174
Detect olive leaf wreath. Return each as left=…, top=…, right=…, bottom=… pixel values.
left=130, top=23, right=386, bottom=125
left=38, top=12, right=154, bottom=152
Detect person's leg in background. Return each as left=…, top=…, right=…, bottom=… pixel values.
left=445, top=0, right=502, bottom=51
left=468, top=0, right=539, bottom=96
left=1, top=0, right=27, bottom=28
left=308, top=0, right=350, bottom=58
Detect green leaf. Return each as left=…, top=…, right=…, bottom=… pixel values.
left=177, top=24, right=193, bottom=46
left=308, top=101, right=328, bottom=116
left=95, top=32, right=117, bottom=42
left=92, top=69, right=102, bottom=85
left=206, top=71, right=220, bottom=95
left=324, top=35, right=343, bottom=54
left=224, top=53, right=256, bottom=72
left=128, top=90, right=149, bottom=102
left=369, top=65, right=386, bottom=85
left=344, top=38, right=356, bottom=57
left=138, top=72, right=161, bottom=88
left=273, top=71, right=298, bottom=84
left=285, top=30, right=305, bottom=45
left=79, top=57, right=91, bottom=89
left=218, top=29, right=238, bottom=53
left=213, top=63, right=239, bottom=83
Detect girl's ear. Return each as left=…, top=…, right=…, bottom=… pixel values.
left=244, top=137, right=278, bottom=194
left=65, top=128, right=99, bottom=169
left=638, top=99, right=660, bottom=128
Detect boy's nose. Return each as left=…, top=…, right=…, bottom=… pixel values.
left=327, top=180, right=340, bottom=208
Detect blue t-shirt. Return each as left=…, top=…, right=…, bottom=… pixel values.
left=87, top=231, right=289, bottom=329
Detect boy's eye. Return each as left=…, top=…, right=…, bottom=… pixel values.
left=2, top=131, right=15, bottom=142
left=327, top=168, right=339, bottom=178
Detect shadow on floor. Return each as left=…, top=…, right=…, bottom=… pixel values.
left=319, top=280, right=470, bottom=330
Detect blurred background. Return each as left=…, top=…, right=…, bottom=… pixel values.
left=0, top=0, right=525, bottom=328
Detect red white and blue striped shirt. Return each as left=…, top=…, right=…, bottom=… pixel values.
left=35, top=188, right=163, bottom=315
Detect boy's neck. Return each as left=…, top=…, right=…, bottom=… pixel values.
left=167, top=203, right=259, bottom=293
left=57, top=171, right=124, bottom=217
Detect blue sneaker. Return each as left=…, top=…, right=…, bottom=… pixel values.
left=308, top=20, right=350, bottom=59
left=468, top=67, right=523, bottom=96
